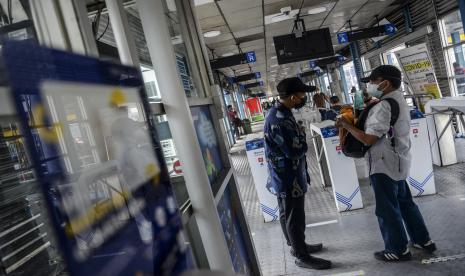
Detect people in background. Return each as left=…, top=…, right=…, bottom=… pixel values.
left=353, top=89, right=365, bottom=118
left=312, top=87, right=329, bottom=120
left=363, top=90, right=379, bottom=106
left=350, top=86, right=357, bottom=94
left=227, top=105, right=243, bottom=138
left=324, top=96, right=342, bottom=121
left=264, top=77, right=332, bottom=270
left=336, top=65, right=436, bottom=262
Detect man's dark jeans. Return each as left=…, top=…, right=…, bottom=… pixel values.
left=370, top=173, right=431, bottom=253
left=278, top=195, right=307, bottom=258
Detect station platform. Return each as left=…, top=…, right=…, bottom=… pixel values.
left=231, top=123, right=465, bottom=276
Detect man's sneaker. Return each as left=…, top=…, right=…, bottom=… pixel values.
left=374, top=249, right=412, bottom=262
left=413, top=240, right=437, bottom=253
left=295, top=255, right=332, bottom=270
left=290, top=243, right=323, bottom=257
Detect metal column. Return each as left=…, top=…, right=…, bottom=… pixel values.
left=136, top=0, right=234, bottom=271
left=349, top=41, right=365, bottom=89
left=339, top=65, right=351, bottom=103
left=105, top=0, right=140, bottom=66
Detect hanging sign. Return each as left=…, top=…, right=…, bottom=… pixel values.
left=310, top=56, right=340, bottom=68
left=243, top=81, right=263, bottom=89
left=234, top=72, right=261, bottom=83
left=395, top=43, right=442, bottom=99
left=210, top=51, right=257, bottom=70
left=337, top=24, right=396, bottom=44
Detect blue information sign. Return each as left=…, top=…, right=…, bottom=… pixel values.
left=255, top=72, right=261, bottom=78
left=337, top=24, right=397, bottom=44
left=309, top=60, right=316, bottom=69
left=337, top=32, right=349, bottom=44
left=384, top=23, right=396, bottom=35
left=2, top=42, right=193, bottom=276
left=245, top=51, right=257, bottom=63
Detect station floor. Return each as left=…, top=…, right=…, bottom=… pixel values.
left=231, top=122, right=465, bottom=276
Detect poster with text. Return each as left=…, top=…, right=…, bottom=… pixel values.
left=2, top=42, right=193, bottom=276
left=190, top=106, right=223, bottom=184
left=217, top=185, right=252, bottom=275
left=395, top=43, right=442, bottom=99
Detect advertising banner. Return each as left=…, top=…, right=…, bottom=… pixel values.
left=217, top=185, right=253, bottom=275
left=395, top=43, right=442, bottom=99
left=190, top=106, right=223, bottom=184
left=245, top=98, right=264, bottom=122
left=2, top=42, right=192, bottom=276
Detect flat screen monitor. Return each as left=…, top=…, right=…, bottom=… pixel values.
left=273, top=28, right=334, bottom=65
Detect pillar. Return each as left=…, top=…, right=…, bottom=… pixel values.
left=136, top=0, right=234, bottom=271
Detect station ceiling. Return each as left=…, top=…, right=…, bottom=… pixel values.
left=195, top=0, right=402, bottom=94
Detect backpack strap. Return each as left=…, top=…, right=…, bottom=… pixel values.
left=383, top=98, right=400, bottom=127
left=382, top=98, right=400, bottom=149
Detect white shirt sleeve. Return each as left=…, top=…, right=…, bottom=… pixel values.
left=364, top=101, right=391, bottom=137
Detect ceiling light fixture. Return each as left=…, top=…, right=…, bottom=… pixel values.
left=270, top=56, right=277, bottom=59
left=222, top=52, right=234, bottom=57
left=271, top=64, right=278, bottom=68
left=203, top=30, right=221, bottom=38
left=194, top=0, right=214, bottom=6
left=307, top=6, right=327, bottom=15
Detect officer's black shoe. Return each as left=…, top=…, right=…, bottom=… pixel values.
left=295, top=255, right=332, bottom=270
left=290, top=243, right=323, bottom=257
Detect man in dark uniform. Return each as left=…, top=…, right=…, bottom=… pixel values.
left=264, top=78, right=332, bottom=270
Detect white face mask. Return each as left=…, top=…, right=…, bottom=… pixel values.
left=366, top=83, right=383, bottom=98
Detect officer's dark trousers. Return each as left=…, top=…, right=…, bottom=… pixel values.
left=277, top=195, right=307, bottom=258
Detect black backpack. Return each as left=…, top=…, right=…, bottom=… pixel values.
left=342, top=98, right=400, bottom=158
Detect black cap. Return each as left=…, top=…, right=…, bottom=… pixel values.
left=361, top=65, right=402, bottom=83
left=277, top=77, right=316, bottom=96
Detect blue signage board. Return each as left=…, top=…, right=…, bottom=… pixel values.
left=255, top=72, right=261, bottom=79
left=336, top=24, right=397, bottom=44
left=245, top=51, right=257, bottom=63
left=337, top=32, right=349, bottom=44
left=337, top=55, right=345, bottom=63
left=1, top=41, right=193, bottom=276
left=384, top=23, right=396, bottom=35
left=309, top=60, right=316, bottom=69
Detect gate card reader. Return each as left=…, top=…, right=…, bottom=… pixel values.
left=310, top=121, right=363, bottom=212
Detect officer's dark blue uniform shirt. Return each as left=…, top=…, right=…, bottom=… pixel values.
left=264, top=103, right=309, bottom=198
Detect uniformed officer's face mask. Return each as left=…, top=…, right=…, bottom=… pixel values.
left=293, top=95, right=307, bottom=109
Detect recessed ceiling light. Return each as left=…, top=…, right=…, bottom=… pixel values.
left=307, top=6, right=327, bottom=15
left=203, top=30, right=221, bottom=38
left=271, top=56, right=277, bottom=59
left=194, top=0, right=214, bottom=6
left=222, top=52, right=234, bottom=57
left=271, top=64, right=278, bottom=67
